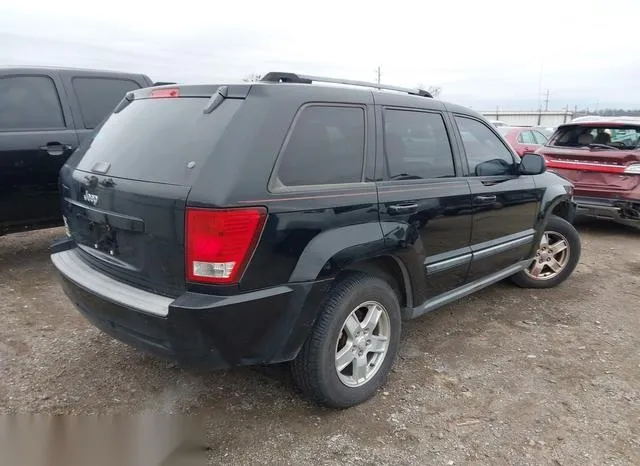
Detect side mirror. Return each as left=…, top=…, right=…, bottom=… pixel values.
left=519, top=153, right=546, bottom=175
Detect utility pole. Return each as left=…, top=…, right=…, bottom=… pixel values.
left=544, top=89, right=550, bottom=111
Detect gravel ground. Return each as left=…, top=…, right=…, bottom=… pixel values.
left=0, top=219, right=639, bottom=465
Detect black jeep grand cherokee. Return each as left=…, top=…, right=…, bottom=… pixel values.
left=51, top=72, right=580, bottom=408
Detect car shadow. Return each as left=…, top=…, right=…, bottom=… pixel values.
left=573, top=216, right=639, bottom=236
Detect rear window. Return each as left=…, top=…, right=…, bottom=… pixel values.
left=0, top=75, right=65, bottom=130
left=549, top=125, right=640, bottom=149
left=75, top=97, right=242, bottom=185
left=72, top=77, right=142, bottom=129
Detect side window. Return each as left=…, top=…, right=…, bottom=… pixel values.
left=275, top=105, right=365, bottom=187
left=518, top=130, right=536, bottom=144
left=0, top=76, right=65, bottom=130
left=532, top=130, right=548, bottom=145
left=455, top=116, right=515, bottom=177
left=383, top=109, right=455, bottom=179
left=72, top=77, right=141, bottom=129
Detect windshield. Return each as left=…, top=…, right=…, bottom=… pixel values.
left=549, top=125, right=640, bottom=150
left=75, top=97, right=243, bottom=185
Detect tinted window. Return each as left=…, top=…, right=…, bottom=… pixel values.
left=383, top=109, right=455, bottom=179
left=275, top=106, right=365, bottom=186
left=518, top=130, right=536, bottom=144
left=532, top=130, right=548, bottom=145
left=72, top=77, right=141, bottom=129
left=0, top=76, right=65, bottom=130
left=75, top=97, right=243, bottom=185
left=455, top=116, right=515, bottom=176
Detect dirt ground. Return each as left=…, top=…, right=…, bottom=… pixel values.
left=0, top=219, right=639, bottom=465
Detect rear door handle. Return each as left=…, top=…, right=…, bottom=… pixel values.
left=40, top=142, right=73, bottom=156
left=474, top=195, right=497, bottom=203
left=388, top=203, right=419, bottom=214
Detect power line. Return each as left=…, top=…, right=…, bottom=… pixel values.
left=544, top=89, right=551, bottom=111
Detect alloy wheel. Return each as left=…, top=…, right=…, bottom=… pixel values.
left=525, top=230, right=570, bottom=280
left=335, top=301, right=390, bottom=388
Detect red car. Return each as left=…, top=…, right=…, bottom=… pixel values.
left=498, top=126, right=550, bottom=156
left=535, top=118, right=640, bottom=227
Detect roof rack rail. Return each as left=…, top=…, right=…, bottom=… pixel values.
left=260, top=72, right=433, bottom=98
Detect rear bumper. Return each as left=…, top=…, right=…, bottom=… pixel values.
left=574, top=196, right=640, bottom=225
left=51, top=245, right=331, bottom=369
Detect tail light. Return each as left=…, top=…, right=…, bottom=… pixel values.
left=185, top=207, right=267, bottom=285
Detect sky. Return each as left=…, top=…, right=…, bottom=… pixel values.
left=1, top=0, right=640, bottom=111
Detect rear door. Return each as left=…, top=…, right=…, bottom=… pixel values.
left=376, top=105, right=473, bottom=303
left=0, top=70, right=78, bottom=233
left=60, top=72, right=147, bottom=144
left=517, top=130, right=541, bottom=156
left=453, top=115, right=541, bottom=282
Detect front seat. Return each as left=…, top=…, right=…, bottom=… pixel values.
left=594, top=131, right=611, bottom=145
left=577, top=133, right=594, bottom=146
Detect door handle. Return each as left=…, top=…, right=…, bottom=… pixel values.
left=40, top=142, right=73, bottom=156
left=474, top=194, right=497, bottom=203
left=388, top=203, right=419, bottom=214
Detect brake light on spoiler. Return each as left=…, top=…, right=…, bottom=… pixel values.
left=185, top=207, right=267, bottom=285
left=151, top=88, right=180, bottom=98
left=545, top=159, right=640, bottom=175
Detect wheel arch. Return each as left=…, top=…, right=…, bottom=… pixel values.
left=288, top=223, right=413, bottom=309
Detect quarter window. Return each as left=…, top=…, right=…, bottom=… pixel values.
left=383, top=109, right=455, bottom=179
left=0, top=76, right=65, bottom=130
left=72, top=77, right=141, bottom=129
left=275, top=106, right=365, bottom=187
left=455, top=116, right=515, bottom=176
left=518, top=130, right=536, bottom=144
left=532, top=130, right=548, bottom=145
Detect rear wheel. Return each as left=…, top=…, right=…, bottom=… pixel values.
left=291, top=273, right=401, bottom=408
left=511, top=215, right=581, bottom=288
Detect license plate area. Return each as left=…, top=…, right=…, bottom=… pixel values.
left=88, top=221, right=119, bottom=256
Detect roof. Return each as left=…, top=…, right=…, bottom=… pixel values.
left=562, top=116, right=640, bottom=127
left=0, top=65, right=148, bottom=77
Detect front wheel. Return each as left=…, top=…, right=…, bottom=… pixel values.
left=291, top=273, right=401, bottom=408
left=511, top=215, right=581, bottom=288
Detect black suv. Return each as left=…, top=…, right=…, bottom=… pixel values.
left=0, top=67, right=155, bottom=236
left=50, top=73, right=581, bottom=408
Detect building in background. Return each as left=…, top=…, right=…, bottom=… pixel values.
left=481, top=110, right=573, bottom=128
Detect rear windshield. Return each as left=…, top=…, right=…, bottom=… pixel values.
left=549, top=125, right=640, bottom=150
left=75, top=97, right=242, bottom=185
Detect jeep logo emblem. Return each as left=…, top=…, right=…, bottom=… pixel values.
left=83, top=192, right=99, bottom=206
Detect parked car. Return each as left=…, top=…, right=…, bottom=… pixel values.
left=498, top=126, right=550, bottom=156
left=50, top=72, right=581, bottom=408
left=0, top=67, right=155, bottom=236
left=536, top=118, right=640, bottom=227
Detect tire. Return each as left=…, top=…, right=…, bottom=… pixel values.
left=291, top=273, right=401, bottom=408
left=510, top=215, right=581, bottom=289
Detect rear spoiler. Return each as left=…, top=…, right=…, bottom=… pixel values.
left=153, top=82, right=176, bottom=86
